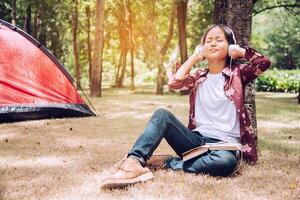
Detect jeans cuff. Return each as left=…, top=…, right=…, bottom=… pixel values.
left=127, top=154, right=146, bottom=166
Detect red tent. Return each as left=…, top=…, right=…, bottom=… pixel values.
left=0, top=19, right=96, bottom=123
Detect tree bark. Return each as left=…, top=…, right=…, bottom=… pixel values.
left=11, top=0, right=16, bottom=25
left=90, top=0, right=105, bottom=97
left=176, top=0, right=188, bottom=64
left=213, top=0, right=258, bottom=141
left=33, top=6, right=42, bottom=39
left=24, top=4, right=32, bottom=35
left=86, top=5, right=92, bottom=88
left=72, top=0, right=81, bottom=89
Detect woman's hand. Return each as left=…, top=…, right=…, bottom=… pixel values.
left=228, top=45, right=246, bottom=59
left=174, top=45, right=205, bottom=80
left=193, top=44, right=206, bottom=62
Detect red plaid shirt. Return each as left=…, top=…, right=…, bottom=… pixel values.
left=168, top=47, right=271, bottom=164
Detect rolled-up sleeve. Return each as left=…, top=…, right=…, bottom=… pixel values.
left=240, top=47, right=272, bottom=85
left=168, top=74, right=196, bottom=90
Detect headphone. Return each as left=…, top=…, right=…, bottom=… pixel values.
left=226, top=26, right=238, bottom=73
left=227, top=26, right=237, bottom=57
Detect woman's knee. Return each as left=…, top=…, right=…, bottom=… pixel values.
left=153, top=108, right=171, bottom=119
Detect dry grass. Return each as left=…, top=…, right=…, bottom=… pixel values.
left=0, top=87, right=299, bottom=200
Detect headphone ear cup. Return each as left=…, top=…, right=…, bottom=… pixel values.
left=228, top=44, right=240, bottom=57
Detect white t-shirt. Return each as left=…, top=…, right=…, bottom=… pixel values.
left=193, top=72, right=240, bottom=143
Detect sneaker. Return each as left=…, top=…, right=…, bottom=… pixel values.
left=100, top=158, right=154, bottom=189
left=146, top=154, right=173, bottom=170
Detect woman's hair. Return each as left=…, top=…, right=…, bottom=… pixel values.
left=201, top=24, right=237, bottom=65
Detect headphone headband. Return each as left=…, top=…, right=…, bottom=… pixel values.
left=226, top=26, right=237, bottom=45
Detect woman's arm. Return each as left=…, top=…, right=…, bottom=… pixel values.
left=168, top=46, right=205, bottom=90
left=231, top=46, right=271, bottom=85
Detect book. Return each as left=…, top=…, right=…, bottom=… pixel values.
left=182, top=142, right=242, bottom=162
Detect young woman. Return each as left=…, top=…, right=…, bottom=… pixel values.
left=101, top=24, right=271, bottom=189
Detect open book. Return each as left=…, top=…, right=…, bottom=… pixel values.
left=182, top=142, right=242, bottom=162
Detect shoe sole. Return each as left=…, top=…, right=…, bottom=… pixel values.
left=100, top=171, right=154, bottom=189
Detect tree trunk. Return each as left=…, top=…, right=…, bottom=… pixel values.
left=213, top=0, right=258, bottom=141
left=72, top=0, right=81, bottom=89
left=90, top=0, right=104, bottom=97
left=37, top=28, right=46, bottom=46
left=116, top=50, right=123, bottom=86
left=24, top=4, right=32, bottom=35
left=286, top=51, right=295, bottom=69
left=156, top=1, right=176, bottom=95
left=11, top=0, right=16, bottom=25
left=86, top=5, right=92, bottom=88
left=115, top=1, right=130, bottom=88
left=298, top=86, right=300, bottom=104
left=156, top=55, right=165, bottom=95
left=118, top=49, right=128, bottom=88
left=177, top=0, right=188, bottom=64
left=33, top=6, right=42, bottom=39
left=126, top=0, right=135, bottom=90
left=115, top=0, right=132, bottom=88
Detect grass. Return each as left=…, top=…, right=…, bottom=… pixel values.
left=0, top=87, right=299, bottom=200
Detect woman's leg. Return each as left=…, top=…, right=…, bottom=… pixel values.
left=127, top=108, right=205, bottom=164
left=101, top=108, right=206, bottom=189
left=182, top=150, right=238, bottom=176
left=165, top=135, right=238, bottom=175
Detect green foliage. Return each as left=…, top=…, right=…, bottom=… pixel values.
left=252, top=2, right=300, bottom=69
left=256, top=70, right=300, bottom=93
left=187, top=0, right=213, bottom=54
left=0, top=0, right=12, bottom=22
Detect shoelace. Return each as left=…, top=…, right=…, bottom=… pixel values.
left=114, top=158, right=127, bottom=170
left=113, top=157, right=141, bottom=175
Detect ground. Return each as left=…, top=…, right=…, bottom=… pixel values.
left=0, top=87, right=299, bottom=200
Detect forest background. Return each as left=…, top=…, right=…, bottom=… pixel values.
left=0, top=0, right=299, bottom=96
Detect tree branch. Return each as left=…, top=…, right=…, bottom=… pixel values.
left=252, top=4, right=300, bottom=16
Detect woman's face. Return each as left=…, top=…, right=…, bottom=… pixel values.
left=203, top=27, right=229, bottom=61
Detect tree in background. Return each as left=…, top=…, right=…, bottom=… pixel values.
left=158, top=1, right=176, bottom=95
left=146, top=0, right=176, bottom=95
left=177, top=0, right=188, bottom=64
left=11, top=0, right=16, bottom=25
left=186, top=0, right=213, bottom=62
left=85, top=4, right=92, bottom=87
left=266, top=14, right=299, bottom=70
left=213, top=0, right=258, bottom=140
left=114, top=1, right=130, bottom=88
left=23, top=3, right=31, bottom=34
left=72, top=0, right=81, bottom=88
left=126, top=0, right=135, bottom=90
left=90, top=0, right=104, bottom=97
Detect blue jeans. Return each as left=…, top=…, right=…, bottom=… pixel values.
left=127, top=108, right=238, bottom=177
